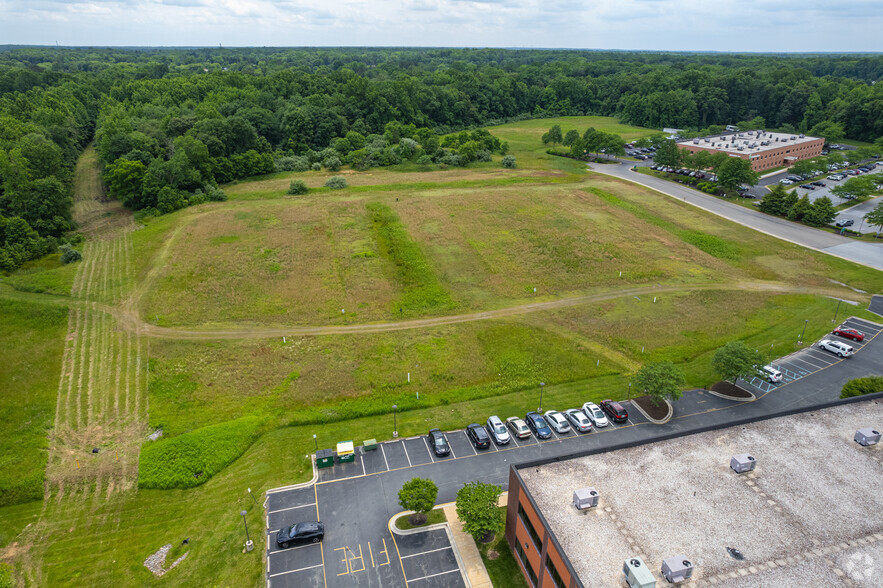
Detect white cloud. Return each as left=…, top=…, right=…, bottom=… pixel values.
left=0, top=0, right=879, bottom=50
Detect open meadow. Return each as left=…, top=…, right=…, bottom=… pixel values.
left=1, top=116, right=882, bottom=587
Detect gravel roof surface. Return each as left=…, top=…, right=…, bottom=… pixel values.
left=520, top=401, right=883, bottom=586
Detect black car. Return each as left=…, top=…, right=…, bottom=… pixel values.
left=835, top=219, right=854, bottom=228
left=276, top=521, right=324, bottom=549
left=800, top=184, right=815, bottom=190
left=811, top=181, right=825, bottom=187
left=427, top=428, right=450, bottom=457
left=599, top=399, right=628, bottom=423
left=466, top=423, right=491, bottom=449
left=525, top=411, right=552, bottom=439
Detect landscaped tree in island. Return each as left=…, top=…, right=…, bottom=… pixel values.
left=831, top=176, right=876, bottom=204
left=865, top=201, right=883, bottom=237
left=717, top=157, right=759, bottom=191
left=711, top=341, right=764, bottom=386
left=632, top=361, right=685, bottom=407
left=398, top=478, right=438, bottom=526
left=455, top=481, right=503, bottom=542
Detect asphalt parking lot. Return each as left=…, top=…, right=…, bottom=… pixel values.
left=265, top=315, right=883, bottom=588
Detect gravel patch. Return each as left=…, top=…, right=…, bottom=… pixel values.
left=143, top=543, right=188, bottom=577
left=520, top=401, right=883, bottom=587
left=712, top=556, right=843, bottom=588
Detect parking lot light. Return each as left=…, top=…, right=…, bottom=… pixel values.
left=313, top=433, right=318, bottom=451
left=833, top=299, right=842, bottom=324
left=538, top=382, right=545, bottom=412
left=393, top=405, right=398, bottom=438
left=240, top=509, right=253, bottom=552
left=248, top=487, right=257, bottom=506
left=800, top=319, right=808, bottom=343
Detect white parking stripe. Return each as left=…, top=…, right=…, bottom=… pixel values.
left=403, top=442, right=413, bottom=467
left=269, top=503, right=317, bottom=514
left=788, top=355, right=826, bottom=371
left=447, top=437, right=457, bottom=459
left=465, top=431, right=477, bottom=455
left=803, top=350, right=838, bottom=365
left=269, top=563, right=324, bottom=577
left=380, top=443, right=390, bottom=471
left=423, top=436, right=436, bottom=463
left=399, top=546, right=453, bottom=559
left=268, top=542, right=321, bottom=555
left=406, top=569, right=461, bottom=583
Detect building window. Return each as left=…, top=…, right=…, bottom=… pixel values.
left=546, top=554, right=566, bottom=588
left=515, top=542, right=538, bottom=587
left=518, top=503, right=542, bottom=550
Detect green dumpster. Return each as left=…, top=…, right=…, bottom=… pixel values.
left=316, top=449, right=334, bottom=469
left=363, top=438, right=378, bottom=451
left=337, top=441, right=355, bottom=464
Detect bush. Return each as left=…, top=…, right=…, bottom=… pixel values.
left=205, top=184, right=227, bottom=202
left=311, top=162, right=321, bottom=171
left=59, top=244, right=82, bottom=264
left=416, top=154, right=433, bottom=167
left=138, top=416, right=263, bottom=489
left=476, top=149, right=493, bottom=162
left=841, top=376, right=883, bottom=398
left=275, top=156, right=310, bottom=172
left=502, top=155, right=516, bottom=168
left=0, top=563, right=12, bottom=588
left=325, top=176, right=347, bottom=189
left=288, top=180, right=309, bottom=195
left=324, top=156, right=342, bottom=172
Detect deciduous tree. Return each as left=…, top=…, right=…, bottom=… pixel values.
left=398, top=478, right=438, bottom=526
left=456, top=481, right=503, bottom=542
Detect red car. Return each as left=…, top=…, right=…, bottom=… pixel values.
left=833, top=327, right=864, bottom=342
left=600, top=399, right=628, bottom=423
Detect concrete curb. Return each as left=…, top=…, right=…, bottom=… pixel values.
left=706, top=382, right=757, bottom=403
left=630, top=397, right=673, bottom=424
left=265, top=455, right=318, bottom=495
left=388, top=504, right=452, bottom=537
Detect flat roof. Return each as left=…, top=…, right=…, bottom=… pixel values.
left=678, top=130, right=821, bottom=157
left=519, top=401, right=883, bottom=587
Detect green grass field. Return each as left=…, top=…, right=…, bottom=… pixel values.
left=1, top=116, right=882, bottom=587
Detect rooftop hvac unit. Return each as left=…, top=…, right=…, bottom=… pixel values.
left=623, top=557, right=657, bottom=588
left=855, top=428, right=881, bottom=447
left=799, top=133, right=805, bottom=138
left=573, top=487, right=599, bottom=510
left=661, top=556, right=693, bottom=584
left=721, top=136, right=726, bottom=140
left=704, top=138, right=710, bottom=142
left=731, top=454, right=756, bottom=473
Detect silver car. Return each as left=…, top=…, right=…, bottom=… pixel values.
left=543, top=410, right=571, bottom=434
left=564, top=409, right=592, bottom=433
left=486, top=415, right=510, bottom=445
left=582, top=402, right=609, bottom=427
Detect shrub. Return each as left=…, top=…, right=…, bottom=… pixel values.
left=205, top=184, right=227, bottom=202
left=416, top=154, right=433, bottom=167
left=325, top=176, right=348, bottom=189
left=288, top=180, right=309, bottom=195
left=274, top=155, right=310, bottom=172
left=501, top=155, right=516, bottom=168
left=324, top=156, right=342, bottom=172
left=59, top=244, right=82, bottom=264
left=138, top=416, right=263, bottom=489
left=311, top=162, right=321, bottom=171
left=841, top=376, right=883, bottom=398
left=476, top=149, right=493, bottom=162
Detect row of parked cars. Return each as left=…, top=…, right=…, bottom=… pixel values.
left=428, top=401, right=630, bottom=455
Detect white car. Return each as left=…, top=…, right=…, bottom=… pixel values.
left=763, top=365, right=783, bottom=383
left=544, top=410, right=571, bottom=434
left=780, top=179, right=793, bottom=185
left=564, top=409, right=593, bottom=433
left=581, top=402, right=609, bottom=427
left=485, top=415, right=510, bottom=445
left=827, top=175, right=842, bottom=181
left=818, top=339, right=854, bottom=358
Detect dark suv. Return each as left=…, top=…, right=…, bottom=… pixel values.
left=600, top=399, right=628, bottom=423
left=525, top=412, right=552, bottom=439
left=466, top=423, right=491, bottom=449
left=427, top=428, right=450, bottom=457
left=276, top=521, right=324, bottom=549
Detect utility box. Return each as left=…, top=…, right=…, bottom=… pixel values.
left=730, top=453, right=756, bottom=473
left=661, top=556, right=693, bottom=583
left=316, top=449, right=334, bottom=469
left=573, top=487, right=599, bottom=510
left=337, top=441, right=355, bottom=464
left=854, top=428, right=881, bottom=447
left=622, top=557, right=656, bottom=588
left=363, top=438, right=378, bottom=451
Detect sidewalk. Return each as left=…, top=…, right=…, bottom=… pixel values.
left=442, top=493, right=509, bottom=588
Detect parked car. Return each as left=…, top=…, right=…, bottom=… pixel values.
left=466, top=423, right=491, bottom=449
left=599, top=399, right=628, bottom=423
left=485, top=416, right=511, bottom=445
left=827, top=175, right=842, bottom=181
left=811, top=181, right=825, bottom=187
left=800, top=185, right=815, bottom=190
left=780, top=179, right=793, bottom=185
left=427, top=428, right=450, bottom=457
left=786, top=175, right=801, bottom=181
left=832, top=326, right=864, bottom=342
left=564, top=408, right=593, bottom=433
left=525, top=411, right=552, bottom=439
left=277, top=522, right=324, bottom=549
left=544, top=410, right=571, bottom=434
left=582, top=402, right=609, bottom=427
left=818, top=339, right=854, bottom=358
left=762, top=365, right=783, bottom=383
left=835, top=219, right=854, bottom=227
left=506, top=416, right=532, bottom=439
left=695, top=173, right=706, bottom=179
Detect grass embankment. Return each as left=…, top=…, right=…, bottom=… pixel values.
left=1, top=254, right=79, bottom=296
left=480, top=507, right=529, bottom=588
left=0, top=299, right=68, bottom=507
left=394, top=508, right=447, bottom=531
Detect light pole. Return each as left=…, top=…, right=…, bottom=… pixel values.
left=240, top=510, right=253, bottom=552
left=833, top=299, right=842, bottom=324
left=799, top=319, right=808, bottom=343
left=313, top=434, right=318, bottom=451
left=393, top=405, right=398, bottom=438
left=538, top=382, right=545, bottom=413
left=628, top=382, right=632, bottom=401
left=247, top=487, right=257, bottom=506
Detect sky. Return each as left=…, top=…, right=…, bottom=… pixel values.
left=1, top=0, right=881, bottom=52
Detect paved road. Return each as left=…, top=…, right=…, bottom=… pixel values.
left=265, top=316, right=883, bottom=587
left=587, top=161, right=883, bottom=271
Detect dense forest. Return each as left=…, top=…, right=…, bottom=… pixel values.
left=1, top=47, right=882, bottom=270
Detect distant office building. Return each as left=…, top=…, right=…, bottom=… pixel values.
left=678, top=130, right=824, bottom=172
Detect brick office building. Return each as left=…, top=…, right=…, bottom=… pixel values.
left=678, top=130, right=824, bottom=172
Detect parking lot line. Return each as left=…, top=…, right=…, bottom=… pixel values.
left=422, top=436, right=435, bottom=462
left=401, top=442, right=413, bottom=467
left=787, top=355, right=826, bottom=371
left=268, top=542, right=321, bottom=555
left=465, top=432, right=477, bottom=455
left=269, top=563, right=324, bottom=578
left=399, top=546, right=453, bottom=559
left=380, top=443, right=390, bottom=471
left=406, top=569, right=461, bottom=583
left=268, top=503, right=317, bottom=515
left=804, top=351, right=839, bottom=366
